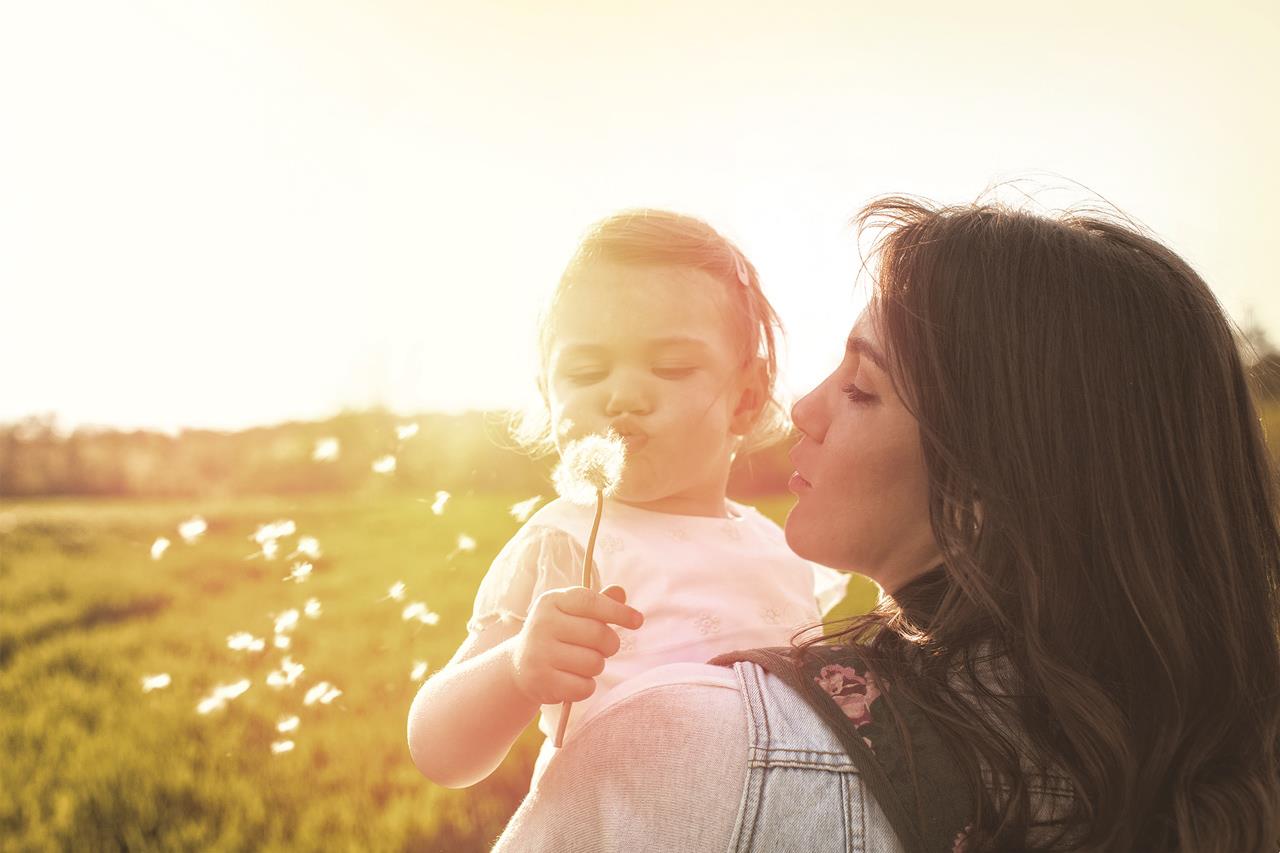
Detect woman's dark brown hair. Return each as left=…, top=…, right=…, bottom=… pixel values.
left=819, top=197, right=1280, bottom=851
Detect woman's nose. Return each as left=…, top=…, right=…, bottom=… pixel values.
left=791, top=381, right=827, bottom=442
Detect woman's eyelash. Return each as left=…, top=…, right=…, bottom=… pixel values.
left=841, top=382, right=875, bottom=403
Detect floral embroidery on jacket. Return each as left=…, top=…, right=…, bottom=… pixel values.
left=814, top=663, right=881, bottom=747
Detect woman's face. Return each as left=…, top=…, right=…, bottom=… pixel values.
left=785, top=311, right=941, bottom=593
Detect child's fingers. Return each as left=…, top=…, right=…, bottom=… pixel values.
left=554, top=586, right=644, bottom=630
left=548, top=671, right=596, bottom=703
left=549, top=643, right=607, bottom=679
left=551, top=614, right=622, bottom=657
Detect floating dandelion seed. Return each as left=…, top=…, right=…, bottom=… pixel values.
left=304, top=681, right=342, bottom=706
left=266, top=656, right=304, bottom=688
left=509, top=496, right=543, bottom=522
left=277, top=715, right=300, bottom=733
left=372, top=455, right=397, bottom=474
left=312, top=437, right=340, bottom=461
left=196, top=679, right=251, bottom=714
left=254, top=520, right=296, bottom=543
left=274, top=609, right=300, bottom=634
left=410, top=661, right=429, bottom=681
left=178, top=516, right=207, bottom=544
left=292, top=536, right=321, bottom=559
left=444, top=534, right=477, bottom=562
left=430, top=491, right=450, bottom=515
left=402, top=602, right=426, bottom=622
left=150, top=537, right=170, bottom=560
left=260, top=539, right=279, bottom=561
left=552, top=432, right=626, bottom=506
left=285, top=561, right=313, bottom=583
left=304, top=598, right=321, bottom=618
left=396, top=423, right=419, bottom=440
left=386, top=581, right=406, bottom=601
left=227, top=632, right=266, bottom=652
left=271, top=740, right=296, bottom=754
left=141, top=673, right=171, bottom=692
left=274, top=635, right=291, bottom=650
left=419, top=610, right=440, bottom=626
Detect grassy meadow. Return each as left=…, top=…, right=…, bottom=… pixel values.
left=0, top=490, right=879, bottom=852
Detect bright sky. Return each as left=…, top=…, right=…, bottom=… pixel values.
left=3, top=1, right=1277, bottom=432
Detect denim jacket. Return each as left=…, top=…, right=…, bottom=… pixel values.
left=492, top=658, right=950, bottom=852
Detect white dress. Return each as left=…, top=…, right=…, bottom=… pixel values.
left=466, top=496, right=850, bottom=786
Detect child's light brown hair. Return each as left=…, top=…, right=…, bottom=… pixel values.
left=512, top=209, right=789, bottom=456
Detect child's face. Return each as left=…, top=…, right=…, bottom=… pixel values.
left=545, top=262, right=760, bottom=516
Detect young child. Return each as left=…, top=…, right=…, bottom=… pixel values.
left=406, top=209, right=848, bottom=790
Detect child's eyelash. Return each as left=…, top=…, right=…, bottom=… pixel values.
left=841, top=382, right=875, bottom=403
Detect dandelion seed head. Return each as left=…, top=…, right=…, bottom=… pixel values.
left=178, top=516, right=207, bottom=544
left=396, top=423, right=419, bottom=440
left=410, top=661, right=429, bottom=681
left=271, top=739, right=296, bottom=754
left=312, top=437, right=340, bottom=461
left=150, top=537, right=170, bottom=560
left=387, top=581, right=406, bottom=601
left=456, top=534, right=476, bottom=553
left=553, top=432, right=626, bottom=505
left=372, top=455, right=397, bottom=474
left=303, top=598, right=321, bottom=618
left=430, top=491, right=450, bottom=515
left=293, top=536, right=322, bottom=559
left=141, top=673, right=171, bottom=692
left=277, top=715, right=300, bottom=733
left=285, top=561, right=313, bottom=583
left=509, top=495, right=543, bottom=522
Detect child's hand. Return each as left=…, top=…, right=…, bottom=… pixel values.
left=508, top=585, right=644, bottom=706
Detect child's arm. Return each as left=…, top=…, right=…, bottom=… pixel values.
left=407, top=585, right=643, bottom=789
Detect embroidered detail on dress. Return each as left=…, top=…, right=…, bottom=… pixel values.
left=815, top=663, right=881, bottom=748
left=693, top=612, right=721, bottom=635
left=617, top=630, right=637, bottom=653
left=760, top=606, right=783, bottom=624
left=597, top=534, right=624, bottom=555
left=723, top=524, right=742, bottom=541
left=666, top=527, right=691, bottom=542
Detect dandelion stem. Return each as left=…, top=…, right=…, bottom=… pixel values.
left=554, top=487, right=605, bottom=748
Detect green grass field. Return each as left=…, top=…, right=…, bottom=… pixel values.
left=0, top=491, right=878, bottom=852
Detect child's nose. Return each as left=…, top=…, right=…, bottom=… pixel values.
left=604, top=370, right=652, bottom=416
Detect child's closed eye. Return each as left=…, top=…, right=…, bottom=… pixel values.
left=653, top=365, right=697, bottom=379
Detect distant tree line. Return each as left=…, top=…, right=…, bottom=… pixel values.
left=0, top=409, right=796, bottom=499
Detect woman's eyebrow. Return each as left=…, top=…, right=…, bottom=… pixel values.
left=846, top=335, right=887, bottom=372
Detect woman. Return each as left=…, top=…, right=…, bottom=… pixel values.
left=490, top=197, right=1280, bottom=852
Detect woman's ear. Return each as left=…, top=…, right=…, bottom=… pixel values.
left=729, top=358, right=769, bottom=436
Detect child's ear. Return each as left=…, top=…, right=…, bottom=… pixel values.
left=729, top=358, right=769, bottom=436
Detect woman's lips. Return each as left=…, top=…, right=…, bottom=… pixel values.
left=618, top=433, right=648, bottom=452
left=788, top=471, right=812, bottom=494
